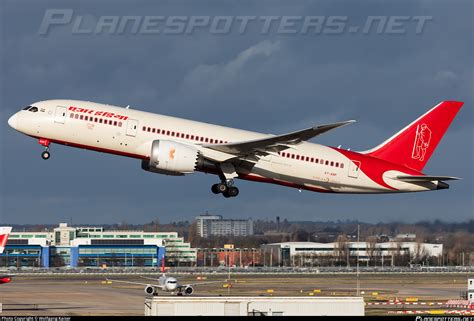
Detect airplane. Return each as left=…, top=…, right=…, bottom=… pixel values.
left=8, top=100, right=463, bottom=197
left=0, top=226, right=14, bottom=285
left=106, top=258, right=228, bottom=296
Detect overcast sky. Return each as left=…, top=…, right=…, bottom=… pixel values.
left=0, top=0, right=472, bottom=225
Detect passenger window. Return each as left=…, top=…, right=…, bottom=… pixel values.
left=143, top=126, right=146, bottom=131
left=75, top=114, right=79, bottom=119
left=340, top=163, right=344, bottom=169
left=330, top=161, right=334, bottom=167
left=118, top=122, right=122, bottom=127
left=80, top=115, right=84, bottom=120
left=70, top=113, right=74, bottom=118
left=99, top=119, right=103, bottom=123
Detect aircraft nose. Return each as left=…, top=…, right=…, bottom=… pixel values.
left=8, top=113, right=18, bottom=129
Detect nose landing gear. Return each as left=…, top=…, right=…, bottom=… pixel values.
left=41, top=150, right=51, bottom=160
left=38, top=138, right=51, bottom=160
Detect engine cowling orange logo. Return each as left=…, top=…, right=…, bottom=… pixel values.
left=169, top=148, right=176, bottom=160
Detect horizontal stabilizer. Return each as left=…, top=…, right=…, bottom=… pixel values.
left=396, top=175, right=461, bottom=182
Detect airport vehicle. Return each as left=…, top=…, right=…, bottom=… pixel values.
left=8, top=100, right=463, bottom=197
left=0, top=227, right=13, bottom=284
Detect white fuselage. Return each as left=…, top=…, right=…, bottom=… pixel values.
left=8, top=99, right=437, bottom=194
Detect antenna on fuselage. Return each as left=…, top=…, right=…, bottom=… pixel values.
left=125, top=105, right=130, bottom=109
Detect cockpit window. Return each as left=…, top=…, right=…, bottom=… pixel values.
left=28, top=107, right=38, bottom=112
left=168, top=281, right=177, bottom=284
left=23, top=106, right=32, bottom=110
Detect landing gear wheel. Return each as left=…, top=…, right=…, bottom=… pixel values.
left=211, top=184, right=220, bottom=194
left=228, top=186, right=239, bottom=197
left=41, top=150, right=51, bottom=160
left=216, top=183, right=228, bottom=193
left=223, top=186, right=239, bottom=198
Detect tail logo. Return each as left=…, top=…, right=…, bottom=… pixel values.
left=411, top=123, right=432, bottom=161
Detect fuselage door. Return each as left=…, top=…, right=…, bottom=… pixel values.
left=348, top=160, right=361, bottom=178
left=54, top=106, right=67, bottom=124
left=126, top=119, right=139, bottom=137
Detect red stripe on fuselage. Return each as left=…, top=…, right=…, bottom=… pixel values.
left=31, top=135, right=331, bottom=193
left=30, top=136, right=148, bottom=160
left=239, top=173, right=332, bottom=193
left=0, top=277, right=11, bottom=284
left=331, top=147, right=422, bottom=190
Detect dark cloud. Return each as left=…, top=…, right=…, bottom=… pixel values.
left=0, top=0, right=472, bottom=224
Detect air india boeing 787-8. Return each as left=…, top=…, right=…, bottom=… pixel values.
left=8, top=100, right=463, bottom=197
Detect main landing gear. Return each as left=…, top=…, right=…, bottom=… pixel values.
left=38, top=138, right=51, bottom=160
left=211, top=180, right=239, bottom=198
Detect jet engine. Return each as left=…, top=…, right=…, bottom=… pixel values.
left=184, top=286, right=194, bottom=295
left=142, top=140, right=199, bottom=176
left=144, top=285, right=156, bottom=295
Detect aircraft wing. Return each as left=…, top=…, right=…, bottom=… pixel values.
left=139, top=276, right=160, bottom=281
left=202, top=120, right=355, bottom=158
left=396, top=175, right=461, bottom=182
left=181, top=280, right=230, bottom=287
left=105, top=278, right=165, bottom=289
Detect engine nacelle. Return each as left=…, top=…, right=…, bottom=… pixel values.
left=142, top=140, right=199, bottom=176
left=144, top=285, right=156, bottom=295
left=184, top=286, right=194, bottom=295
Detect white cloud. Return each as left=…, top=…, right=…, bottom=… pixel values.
left=181, top=40, right=281, bottom=93
left=434, top=70, right=458, bottom=83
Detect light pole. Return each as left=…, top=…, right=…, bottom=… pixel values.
left=356, top=224, right=360, bottom=297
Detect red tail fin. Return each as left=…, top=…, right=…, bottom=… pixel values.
left=365, top=101, right=463, bottom=171
left=0, top=227, right=12, bottom=254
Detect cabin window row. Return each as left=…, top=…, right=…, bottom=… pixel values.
left=142, top=126, right=228, bottom=144
left=70, top=113, right=123, bottom=127
left=278, top=151, right=344, bottom=168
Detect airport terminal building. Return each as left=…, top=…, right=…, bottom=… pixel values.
left=261, top=241, right=443, bottom=266
left=0, top=223, right=196, bottom=268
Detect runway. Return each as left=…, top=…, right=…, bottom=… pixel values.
left=0, top=273, right=469, bottom=315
